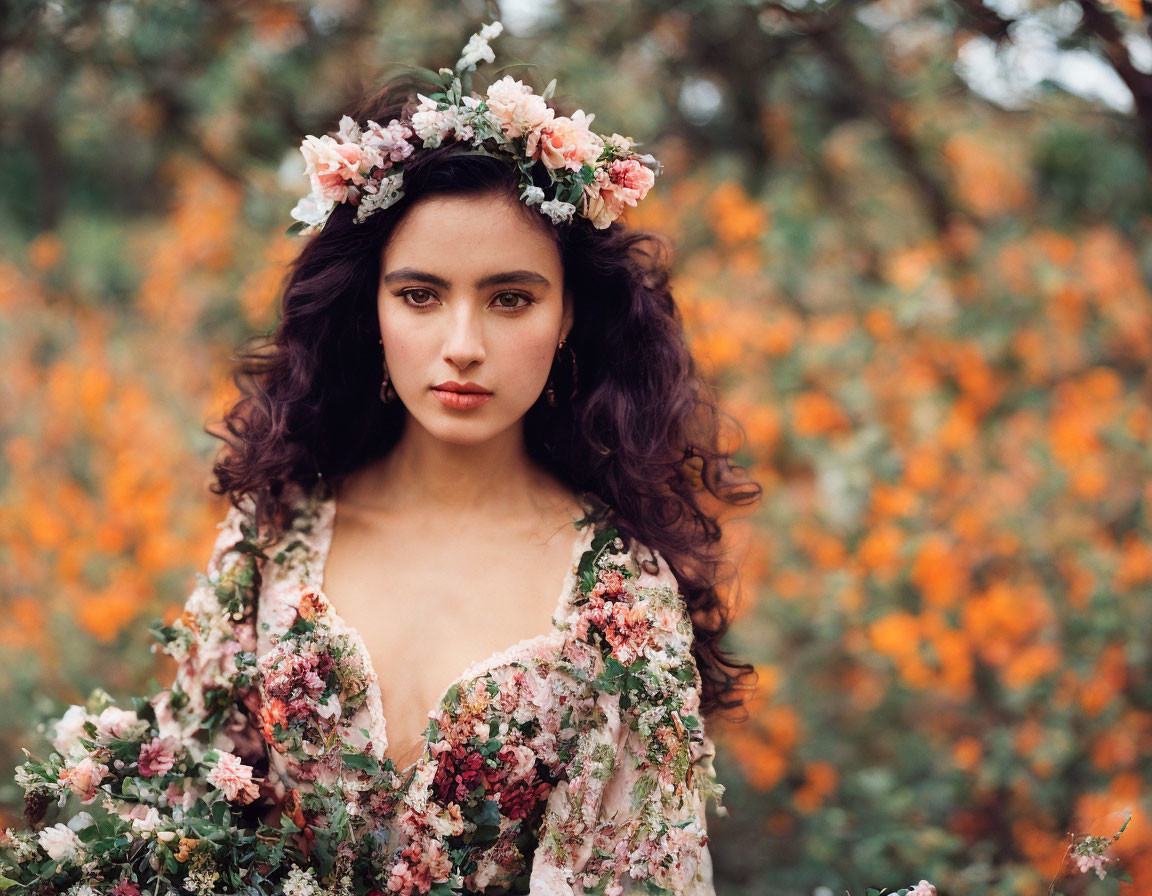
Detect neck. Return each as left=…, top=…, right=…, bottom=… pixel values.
left=349, top=414, right=548, bottom=518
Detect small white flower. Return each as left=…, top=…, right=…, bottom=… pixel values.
left=354, top=171, right=405, bottom=223
left=290, top=192, right=335, bottom=229
left=456, top=21, right=503, bottom=72
left=335, top=114, right=361, bottom=144
left=283, top=863, right=322, bottom=896
left=37, top=823, right=85, bottom=864
left=521, top=185, right=546, bottom=206
left=50, top=705, right=93, bottom=758
left=538, top=198, right=576, bottom=224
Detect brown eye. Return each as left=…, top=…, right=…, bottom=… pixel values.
left=493, top=292, right=532, bottom=310
left=401, top=289, right=436, bottom=308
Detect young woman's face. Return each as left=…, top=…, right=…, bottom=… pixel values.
left=377, top=190, right=573, bottom=447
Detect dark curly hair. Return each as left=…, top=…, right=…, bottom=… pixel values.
left=209, top=72, right=762, bottom=719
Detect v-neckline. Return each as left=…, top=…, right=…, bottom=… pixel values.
left=302, top=486, right=600, bottom=777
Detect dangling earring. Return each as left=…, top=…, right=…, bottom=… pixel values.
left=379, top=337, right=397, bottom=403
left=545, top=338, right=578, bottom=407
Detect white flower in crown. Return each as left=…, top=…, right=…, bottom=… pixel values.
left=411, top=94, right=477, bottom=147
left=290, top=192, right=335, bottom=231
left=456, top=20, right=503, bottom=71
left=354, top=170, right=405, bottom=223
left=520, top=184, right=546, bottom=206
left=539, top=199, right=576, bottom=224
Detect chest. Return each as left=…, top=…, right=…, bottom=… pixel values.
left=315, top=516, right=587, bottom=766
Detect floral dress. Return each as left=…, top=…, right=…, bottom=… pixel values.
left=149, top=478, right=724, bottom=895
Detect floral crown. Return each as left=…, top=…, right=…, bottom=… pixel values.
left=288, top=21, right=661, bottom=236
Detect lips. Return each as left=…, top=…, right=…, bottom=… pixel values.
left=432, top=388, right=492, bottom=410
left=433, top=381, right=492, bottom=394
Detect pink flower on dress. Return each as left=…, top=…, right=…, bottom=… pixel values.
left=591, top=569, right=626, bottom=599
left=95, top=706, right=148, bottom=742
left=575, top=602, right=656, bottom=665
left=261, top=643, right=331, bottom=702
left=386, top=837, right=453, bottom=895
left=485, top=76, right=555, bottom=139
left=525, top=110, right=604, bottom=172
left=906, top=882, right=938, bottom=896
left=163, top=778, right=203, bottom=811
left=137, top=736, right=178, bottom=777
left=206, top=750, right=260, bottom=805
left=58, top=756, right=108, bottom=804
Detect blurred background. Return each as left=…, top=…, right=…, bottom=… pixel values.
left=2, top=0, right=1151, bottom=893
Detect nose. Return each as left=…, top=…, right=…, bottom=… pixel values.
left=441, top=300, right=486, bottom=371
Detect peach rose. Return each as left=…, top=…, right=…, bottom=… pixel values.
left=485, top=76, right=554, bottom=139
left=300, top=134, right=368, bottom=204
left=583, top=158, right=656, bottom=229
left=58, top=757, right=109, bottom=804
left=525, top=110, right=604, bottom=172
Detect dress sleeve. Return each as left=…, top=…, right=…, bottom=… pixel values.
left=530, top=537, right=725, bottom=896
left=148, top=496, right=267, bottom=767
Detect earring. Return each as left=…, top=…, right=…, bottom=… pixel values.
left=378, top=337, right=397, bottom=403
left=545, top=339, right=578, bottom=407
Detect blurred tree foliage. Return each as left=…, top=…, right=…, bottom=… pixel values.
left=3, top=1, right=1152, bottom=894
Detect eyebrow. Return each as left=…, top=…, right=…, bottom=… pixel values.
left=382, top=267, right=552, bottom=290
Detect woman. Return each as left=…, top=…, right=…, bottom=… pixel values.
left=8, top=22, right=760, bottom=896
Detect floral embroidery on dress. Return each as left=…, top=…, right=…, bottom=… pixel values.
left=3, top=479, right=723, bottom=896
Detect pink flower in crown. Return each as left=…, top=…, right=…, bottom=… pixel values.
left=58, top=756, right=109, bottom=804
left=206, top=750, right=260, bottom=805
left=361, top=118, right=416, bottom=169
left=300, top=134, right=369, bottom=204
left=137, top=736, right=178, bottom=777
left=526, top=110, right=604, bottom=172
left=583, top=158, right=655, bottom=229
left=485, top=75, right=555, bottom=139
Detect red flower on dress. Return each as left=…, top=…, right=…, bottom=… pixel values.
left=432, top=743, right=486, bottom=804
left=497, top=770, right=552, bottom=820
